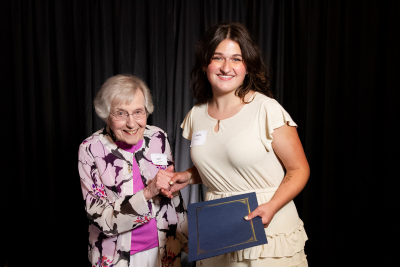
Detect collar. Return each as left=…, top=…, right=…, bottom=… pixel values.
left=100, top=127, right=147, bottom=160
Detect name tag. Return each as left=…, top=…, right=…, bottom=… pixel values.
left=190, top=130, right=207, bottom=147
left=151, top=153, right=168, bottom=165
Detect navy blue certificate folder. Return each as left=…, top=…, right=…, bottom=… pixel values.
left=187, top=192, right=268, bottom=262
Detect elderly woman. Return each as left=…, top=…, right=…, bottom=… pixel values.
left=78, top=74, right=188, bottom=267
left=160, top=22, right=309, bottom=267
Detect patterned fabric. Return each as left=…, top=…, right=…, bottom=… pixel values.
left=78, top=125, right=188, bottom=267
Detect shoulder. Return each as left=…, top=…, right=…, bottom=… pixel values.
left=193, top=102, right=207, bottom=110
left=188, top=103, right=207, bottom=121
left=141, top=125, right=172, bottom=155
left=78, top=129, right=107, bottom=160
left=253, top=93, right=280, bottom=107
left=79, top=129, right=104, bottom=148
left=144, top=125, right=170, bottom=143
left=252, top=93, right=289, bottom=117
left=255, top=93, right=296, bottom=128
left=144, top=125, right=167, bottom=137
left=186, top=103, right=206, bottom=117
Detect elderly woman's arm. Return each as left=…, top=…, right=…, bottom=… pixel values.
left=78, top=144, right=157, bottom=237
left=245, top=124, right=309, bottom=227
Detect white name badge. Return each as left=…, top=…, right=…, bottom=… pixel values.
left=190, top=130, right=207, bottom=147
left=151, top=153, right=168, bottom=165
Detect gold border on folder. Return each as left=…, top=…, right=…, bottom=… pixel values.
left=196, top=197, right=257, bottom=255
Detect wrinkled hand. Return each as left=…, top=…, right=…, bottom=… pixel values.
left=144, top=165, right=174, bottom=200
left=244, top=202, right=278, bottom=228
left=159, top=170, right=191, bottom=199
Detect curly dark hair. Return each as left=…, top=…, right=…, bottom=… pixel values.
left=190, top=22, right=272, bottom=105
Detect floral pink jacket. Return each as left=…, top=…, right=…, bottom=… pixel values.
left=78, top=126, right=188, bottom=267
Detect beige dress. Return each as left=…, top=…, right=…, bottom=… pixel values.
left=181, top=93, right=308, bottom=267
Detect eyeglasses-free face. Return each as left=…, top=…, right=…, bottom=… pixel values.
left=108, top=90, right=147, bottom=145
left=206, top=39, right=247, bottom=95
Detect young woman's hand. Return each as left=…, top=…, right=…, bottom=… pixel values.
left=244, top=202, right=279, bottom=228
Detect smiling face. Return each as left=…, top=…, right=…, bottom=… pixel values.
left=206, top=39, right=247, bottom=96
left=107, top=89, right=147, bottom=145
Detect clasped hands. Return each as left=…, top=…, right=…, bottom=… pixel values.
left=145, top=165, right=190, bottom=199
left=147, top=166, right=277, bottom=228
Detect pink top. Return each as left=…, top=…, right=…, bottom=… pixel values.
left=115, top=139, right=159, bottom=255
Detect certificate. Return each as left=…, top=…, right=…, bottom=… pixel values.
left=188, top=192, right=268, bottom=262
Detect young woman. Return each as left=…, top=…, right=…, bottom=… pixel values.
left=159, top=22, right=309, bottom=267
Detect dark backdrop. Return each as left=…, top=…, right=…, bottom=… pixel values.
left=1, top=0, right=398, bottom=266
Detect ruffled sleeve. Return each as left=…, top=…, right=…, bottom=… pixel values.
left=180, top=108, right=194, bottom=140
left=258, top=98, right=297, bottom=152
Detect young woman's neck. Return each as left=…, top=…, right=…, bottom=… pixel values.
left=208, top=90, right=255, bottom=120
left=210, top=91, right=241, bottom=110
left=209, top=89, right=254, bottom=110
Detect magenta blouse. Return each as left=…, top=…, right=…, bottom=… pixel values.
left=115, top=139, right=158, bottom=255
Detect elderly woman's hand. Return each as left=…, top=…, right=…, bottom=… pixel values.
left=160, top=171, right=193, bottom=199
left=143, top=166, right=174, bottom=201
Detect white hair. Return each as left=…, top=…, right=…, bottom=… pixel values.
left=93, top=74, right=154, bottom=122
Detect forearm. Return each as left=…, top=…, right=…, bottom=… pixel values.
left=186, top=165, right=202, bottom=184
left=143, top=187, right=154, bottom=201
left=84, top=189, right=152, bottom=236
left=267, top=124, right=310, bottom=213
left=267, top=167, right=309, bottom=213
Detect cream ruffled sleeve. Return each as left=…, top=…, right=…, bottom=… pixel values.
left=180, top=108, right=194, bottom=140
left=258, top=98, right=297, bottom=152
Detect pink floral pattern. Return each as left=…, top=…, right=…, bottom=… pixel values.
left=133, top=215, right=151, bottom=224
left=92, top=183, right=107, bottom=199
left=96, top=255, right=113, bottom=267
left=78, top=125, right=188, bottom=267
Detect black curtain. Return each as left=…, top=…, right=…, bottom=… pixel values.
left=1, top=1, right=398, bottom=266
